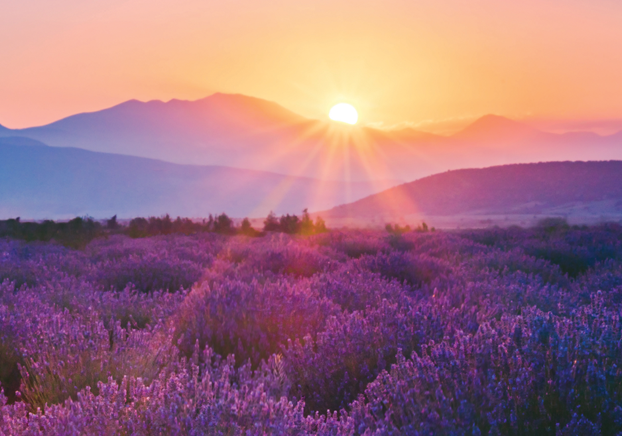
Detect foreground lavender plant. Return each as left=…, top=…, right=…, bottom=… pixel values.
left=1, top=223, right=622, bottom=434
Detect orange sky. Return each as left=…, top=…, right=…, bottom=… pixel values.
left=2, top=0, right=622, bottom=131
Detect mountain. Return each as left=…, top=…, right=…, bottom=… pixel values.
left=322, top=161, right=622, bottom=226
left=0, top=93, right=309, bottom=163
left=0, top=137, right=394, bottom=220
left=452, top=114, right=549, bottom=142
left=2, top=95, right=622, bottom=182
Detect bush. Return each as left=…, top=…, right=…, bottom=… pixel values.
left=93, top=254, right=203, bottom=292
left=174, top=280, right=339, bottom=366
left=357, top=251, right=450, bottom=286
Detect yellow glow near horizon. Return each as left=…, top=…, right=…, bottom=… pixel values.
left=3, top=1, right=622, bottom=130
left=329, top=103, right=358, bottom=125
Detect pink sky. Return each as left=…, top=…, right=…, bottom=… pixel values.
left=2, top=0, right=622, bottom=132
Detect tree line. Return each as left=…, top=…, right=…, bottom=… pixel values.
left=0, top=209, right=328, bottom=248
left=127, top=209, right=327, bottom=237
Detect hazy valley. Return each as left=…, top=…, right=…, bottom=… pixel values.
left=0, top=136, right=392, bottom=220
left=2, top=93, right=622, bottom=225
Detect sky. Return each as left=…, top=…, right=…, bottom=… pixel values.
left=2, top=0, right=622, bottom=133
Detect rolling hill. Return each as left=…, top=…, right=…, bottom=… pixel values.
left=322, top=161, right=622, bottom=227
left=2, top=94, right=621, bottom=183
left=0, top=137, right=394, bottom=220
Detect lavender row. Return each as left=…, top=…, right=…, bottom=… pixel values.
left=1, top=223, right=622, bottom=434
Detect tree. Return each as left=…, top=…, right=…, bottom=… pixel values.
left=414, top=222, right=429, bottom=233
left=279, top=214, right=300, bottom=234
left=206, top=214, right=214, bottom=232
left=240, top=218, right=258, bottom=236
left=129, top=217, right=149, bottom=238
left=106, top=215, right=119, bottom=230
left=315, top=216, right=328, bottom=234
left=299, top=209, right=314, bottom=235
left=213, top=213, right=234, bottom=234
left=263, top=212, right=280, bottom=232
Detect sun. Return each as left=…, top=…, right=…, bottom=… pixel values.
left=329, top=103, right=358, bottom=125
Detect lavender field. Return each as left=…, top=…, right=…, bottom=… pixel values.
left=1, top=220, right=622, bottom=435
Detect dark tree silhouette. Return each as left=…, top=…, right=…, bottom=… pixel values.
left=106, top=215, right=119, bottom=230
left=299, top=209, right=314, bottom=235
left=213, top=213, right=235, bottom=235
left=240, top=218, right=259, bottom=237
left=279, top=214, right=300, bottom=234
left=263, top=212, right=280, bottom=232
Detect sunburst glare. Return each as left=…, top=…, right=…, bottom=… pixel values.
left=329, top=103, right=358, bottom=125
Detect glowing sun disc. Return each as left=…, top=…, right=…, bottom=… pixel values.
left=329, top=103, right=358, bottom=125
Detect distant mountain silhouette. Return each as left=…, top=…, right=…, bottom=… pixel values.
left=453, top=114, right=549, bottom=142
left=1, top=93, right=307, bottom=157
left=0, top=137, right=394, bottom=219
left=1, top=94, right=621, bottom=182
left=323, top=161, right=622, bottom=220
left=0, top=136, right=44, bottom=146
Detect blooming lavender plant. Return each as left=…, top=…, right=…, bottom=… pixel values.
left=0, top=223, right=622, bottom=434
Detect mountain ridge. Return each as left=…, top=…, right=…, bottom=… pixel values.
left=2, top=94, right=622, bottom=182
left=322, top=161, right=622, bottom=221
left=0, top=136, right=396, bottom=219
left=452, top=114, right=549, bottom=142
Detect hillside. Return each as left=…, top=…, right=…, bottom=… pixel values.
left=0, top=137, right=393, bottom=219
left=322, top=161, right=622, bottom=227
left=1, top=94, right=621, bottom=183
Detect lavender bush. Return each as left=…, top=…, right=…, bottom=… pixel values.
left=1, top=223, right=622, bottom=434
